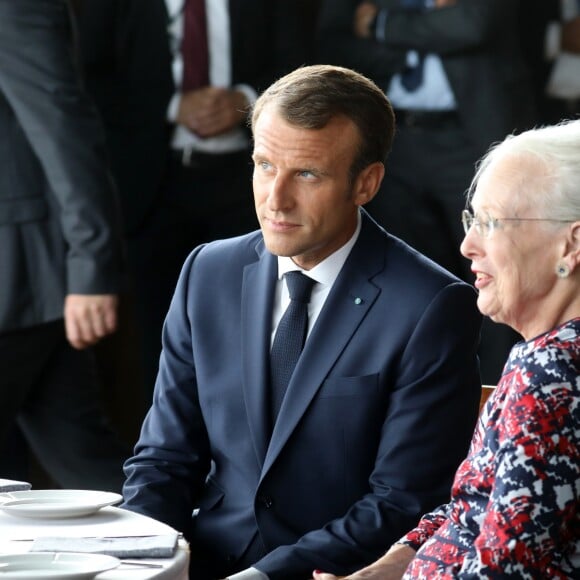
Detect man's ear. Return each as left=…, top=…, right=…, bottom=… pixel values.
left=353, top=161, right=385, bottom=207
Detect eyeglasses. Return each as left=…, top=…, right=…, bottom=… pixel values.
left=461, top=209, right=573, bottom=238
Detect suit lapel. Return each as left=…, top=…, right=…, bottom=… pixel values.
left=241, top=244, right=277, bottom=469
left=262, top=213, right=386, bottom=476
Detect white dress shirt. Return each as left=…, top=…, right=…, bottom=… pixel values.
left=376, top=4, right=457, bottom=111
left=271, top=212, right=362, bottom=346
left=545, top=0, right=580, bottom=99
left=164, top=0, right=256, bottom=153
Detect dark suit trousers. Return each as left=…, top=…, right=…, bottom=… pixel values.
left=0, top=321, right=129, bottom=491
left=366, top=122, right=520, bottom=383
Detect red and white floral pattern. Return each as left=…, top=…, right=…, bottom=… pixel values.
left=401, top=318, right=580, bottom=579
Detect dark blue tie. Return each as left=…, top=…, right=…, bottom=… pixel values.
left=399, top=0, right=427, bottom=91
left=270, top=272, right=316, bottom=425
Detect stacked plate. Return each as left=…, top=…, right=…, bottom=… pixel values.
left=0, top=489, right=122, bottom=519
left=0, top=552, right=120, bottom=578
left=0, top=490, right=125, bottom=577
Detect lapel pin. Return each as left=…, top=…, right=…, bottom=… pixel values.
left=354, top=297, right=362, bottom=305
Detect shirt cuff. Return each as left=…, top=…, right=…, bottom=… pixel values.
left=166, top=93, right=181, bottom=123
left=375, top=9, right=388, bottom=42
left=227, top=567, right=269, bottom=580
left=396, top=537, right=423, bottom=552
left=406, top=50, right=420, bottom=67
left=545, top=21, right=562, bottom=61
left=233, top=83, right=258, bottom=106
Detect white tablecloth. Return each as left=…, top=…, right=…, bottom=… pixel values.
left=0, top=505, right=189, bottom=579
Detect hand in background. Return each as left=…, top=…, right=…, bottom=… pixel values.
left=177, top=86, right=249, bottom=138
left=353, top=0, right=456, bottom=40
left=562, top=16, right=580, bottom=54
left=354, top=2, right=378, bottom=38
left=64, top=294, right=119, bottom=349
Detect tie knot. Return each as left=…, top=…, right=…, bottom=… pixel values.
left=285, top=272, right=315, bottom=304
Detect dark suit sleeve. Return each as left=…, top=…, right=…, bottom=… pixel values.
left=0, top=0, right=124, bottom=294
left=374, top=0, right=510, bottom=56
left=255, top=282, right=482, bottom=577
left=317, top=0, right=510, bottom=81
left=77, top=0, right=174, bottom=235
left=122, top=246, right=211, bottom=535
left=317, top=0, right=407, bottom=82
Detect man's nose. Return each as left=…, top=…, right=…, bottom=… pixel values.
left=267, top=175, right=293, bottom=210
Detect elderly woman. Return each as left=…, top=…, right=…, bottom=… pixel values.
left=314, top=120, right=580, bottom=578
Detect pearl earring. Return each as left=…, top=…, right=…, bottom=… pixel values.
left=556, top=263, right=570, bottom=278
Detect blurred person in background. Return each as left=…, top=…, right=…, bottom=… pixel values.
left=0, top=0, right=129, bottom=492
left=520, top=0, right=580, bottom=126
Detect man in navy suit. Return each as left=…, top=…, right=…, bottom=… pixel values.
left=0, top=0, right=129, bottom=490
left=122, top=65, right=482, bottom=579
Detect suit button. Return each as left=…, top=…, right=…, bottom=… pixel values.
left=258, top=495, right=274, bottom=509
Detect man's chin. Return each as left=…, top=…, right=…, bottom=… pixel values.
left=262, top=237, right=298, bottom=258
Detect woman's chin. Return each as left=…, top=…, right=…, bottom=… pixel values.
left=477, top=297, right=501, bottom=324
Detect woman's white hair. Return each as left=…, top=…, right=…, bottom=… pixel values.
left=467, top=119, right=580, bottom=223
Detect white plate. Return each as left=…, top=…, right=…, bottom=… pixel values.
left=0, top=490, right=122, bottom=519
left=0, top=552, right=120, bottom=578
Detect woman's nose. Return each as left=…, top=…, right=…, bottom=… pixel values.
left=460, top=227, right=480, bottom=260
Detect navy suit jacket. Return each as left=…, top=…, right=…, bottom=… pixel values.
left=123, top=211, right=482, bottom=578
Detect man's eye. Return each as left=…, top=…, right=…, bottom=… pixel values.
left=298, top=170, right=316, bottom=179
